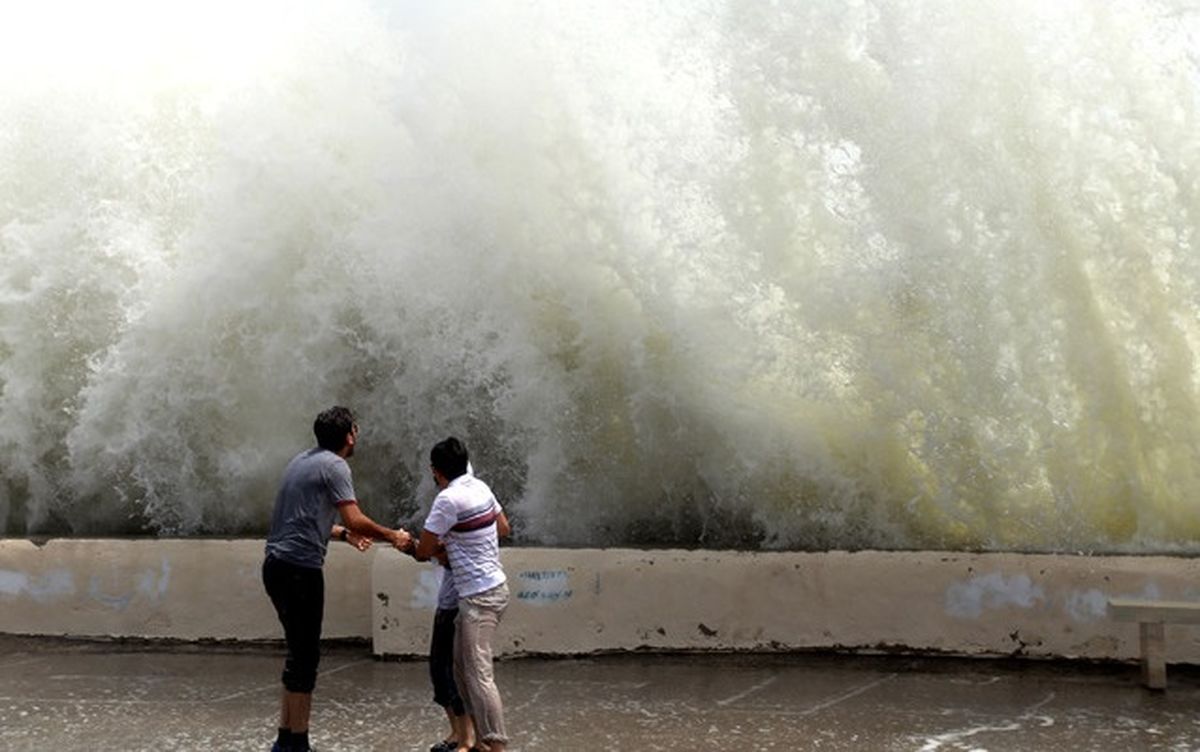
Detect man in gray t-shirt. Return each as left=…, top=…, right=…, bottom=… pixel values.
left=262, top=406, right=412, bottom=752
left=265, top=447, right=356, bottom=568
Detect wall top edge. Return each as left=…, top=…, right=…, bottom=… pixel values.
left=0, top=539, right=1196, bottom=562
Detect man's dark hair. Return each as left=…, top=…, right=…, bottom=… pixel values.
left=314, top=406, right=356, bottom=451
left=430, top=436, right=469, bottom=481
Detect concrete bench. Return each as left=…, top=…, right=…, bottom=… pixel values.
left=1108, top=598, right=1200, bottom=689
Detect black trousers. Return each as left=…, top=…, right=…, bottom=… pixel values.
left=263, top=555, right=324, bottom=693
left=430, top=607, right=465, bottom=715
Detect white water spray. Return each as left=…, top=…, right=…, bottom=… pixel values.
left=1, top=0, right=1198, bottom=551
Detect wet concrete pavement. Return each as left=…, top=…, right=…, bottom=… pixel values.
left=0, top=636, right=1197, bottom=751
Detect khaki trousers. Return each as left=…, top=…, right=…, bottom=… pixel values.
left=454, top=582, right=510, bottom=744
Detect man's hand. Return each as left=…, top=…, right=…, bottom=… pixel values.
left=346, top=530, right=373, bottom=552
left=388, top=528, right=413, bottom=552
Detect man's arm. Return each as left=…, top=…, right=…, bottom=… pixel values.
left=411, top=528, right=443, bottom=562
left=496, top=511, right=511, bottom=539
left=331, top=523, right=373, bottom=552
left=338, top=502, right=411, bottom=549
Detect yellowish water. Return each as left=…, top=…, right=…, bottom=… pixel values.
left=0, top=1, right=1197, bottom=550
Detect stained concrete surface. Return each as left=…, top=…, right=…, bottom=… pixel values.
left=1, top=637, right=1198, bottom=751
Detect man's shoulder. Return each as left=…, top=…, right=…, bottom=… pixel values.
left=443, top=475, right=494, bottom=501
left=431, top=486, right=459, bottom=509
left=283, top=448, right=349, bottom=480
left=464, top=474, right=494, bottom=492
left=296, top=447, right=347, bottom=468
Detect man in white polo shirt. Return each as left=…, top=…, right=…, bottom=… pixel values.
left=410, top=437, right=511, bottom=752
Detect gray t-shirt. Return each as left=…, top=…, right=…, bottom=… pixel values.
left=264, top=447, right=355, bottom=569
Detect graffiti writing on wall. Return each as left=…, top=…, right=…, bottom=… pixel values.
left=515, top=569, right=572, bottom=605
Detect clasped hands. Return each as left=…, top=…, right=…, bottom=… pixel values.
left=342, top=527, right=414, bottom=553
left=388, top=527, right=415, bottom=553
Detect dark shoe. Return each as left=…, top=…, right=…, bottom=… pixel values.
left=429, top=742, right=456, bottom=752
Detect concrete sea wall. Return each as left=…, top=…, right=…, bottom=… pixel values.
left=0, top=539, right=374, bottom=641
left=2, top=540, right=1198, bottom=664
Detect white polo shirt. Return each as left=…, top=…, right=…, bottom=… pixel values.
left=423, top=473, right=506, bottom=599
